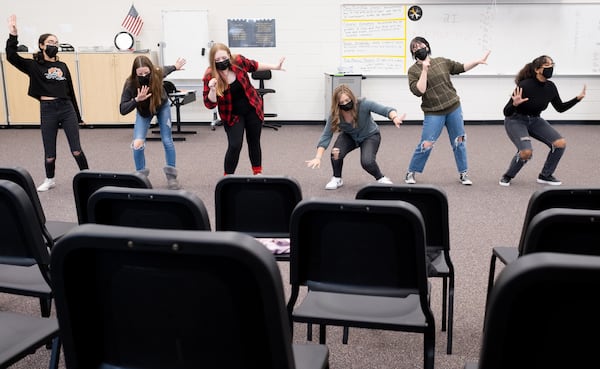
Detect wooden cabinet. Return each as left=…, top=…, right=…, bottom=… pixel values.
left=78, top=52, right=156, bottom=124
left=1, top=52, right=79, bottom=125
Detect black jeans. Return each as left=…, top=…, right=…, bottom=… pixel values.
left=331, top=131, right=384, bottom=179
left=40, top=99, right=87, bottom=178
left=223, top=111, right=262, bottom=174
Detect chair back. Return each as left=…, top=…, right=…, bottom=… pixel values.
left=73, top=170, right=152, bottom=224
left=521, top=208, right=600, bottom=255
left=356, top=183, right=450, bottom=254
left=251, top=70, right=273, bottom=90
left=215, top=175, right=302, bottom=238
left=52, top=224, right=298, bottom=369
left=289, top=198, right=430, bottom=298
left=0, top=180, right=50, bottom=271
left=0, top=166, right=52, bottom=244
left=517, top=187, right=600, bottom=254
left=480, top=252, right=600, bottom=369
left=88, top=186, right=211, bottom=230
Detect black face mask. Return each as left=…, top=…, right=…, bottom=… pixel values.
left=339, top=101, right=354, bottom=111
left=215, top=59, right=231, bottom=70
left=542, top=66, right=553, bottom=79
left=137, top=75, right=150, bottom=86
left=414, top=47, right=428, bottom=61
left=45, top=45, right=59, bottom=58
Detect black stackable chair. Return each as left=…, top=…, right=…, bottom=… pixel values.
left=287, top=198, right=435, bottom=369
left=88, top=186, right=211, bottom=231
left=0, top=166, right=77, bottom=247
left=0, top=179, right=60, bottom=369
left=356, top=183, right=455, bottom=354
left=52, top=224, right=329, bottom=369
left=466, top=252, right=600, bottom=369
left=486, top=187, right=600, bottom=308
left=215, top=175, right=302, bottom=261
left=72, top=170, right=152, bottom=224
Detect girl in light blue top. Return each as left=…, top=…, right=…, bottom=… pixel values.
left=306, top=84, right=405, bottom=190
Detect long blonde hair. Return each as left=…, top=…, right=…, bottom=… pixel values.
left=208, top=43, right=237, bottom=97
left=330, top=84, right=358, bottom=132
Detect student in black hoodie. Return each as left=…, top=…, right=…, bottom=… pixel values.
left=499, top=55, right=586, bottom=187
left=6, top=14, right=88, bottom=192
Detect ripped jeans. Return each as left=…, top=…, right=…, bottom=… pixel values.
left=132, top=100, right=176, bottom=171
left=407, top=105, right=468, bottom=173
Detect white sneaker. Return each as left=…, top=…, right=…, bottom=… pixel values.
left=459, top=172, right=473, bottom=185
left=36, top=178, right=56, bottom=192
left=377, top=176, right=393, bottom=184
left=325, top=177, right=343, bottom=190
left=404, top=172, right=416, bottom=184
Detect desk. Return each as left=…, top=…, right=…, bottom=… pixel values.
left=147, top=90, right=197, bottom=142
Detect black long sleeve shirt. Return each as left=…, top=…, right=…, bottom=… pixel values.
left=5, top=34, right=82, bottom=122
left=503, top=77, right=579, bottom=117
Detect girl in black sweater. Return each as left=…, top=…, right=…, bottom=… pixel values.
left=6, top=14, right=88, bottom=192
left=499, top=55, right=586, bottom=186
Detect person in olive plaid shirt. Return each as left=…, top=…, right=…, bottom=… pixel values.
left=203, top=43, right=285, bottom=175
left=404, top=36, right=490, bottom=186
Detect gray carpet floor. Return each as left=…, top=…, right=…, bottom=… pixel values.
left=1, top=122, right=599, bottom=368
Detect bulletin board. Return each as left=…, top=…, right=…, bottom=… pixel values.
left=341, top=3, right=600, bottom=76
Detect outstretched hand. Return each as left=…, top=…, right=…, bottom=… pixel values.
left=174, top=57, right=186, bottom=70
left=7, top=14, right=17, bottom=35
left=511, top=86, right=528, bottom=106
left=393, top=112, right=407, bottom=128
left=136, top=85, right=152, bottom=102
left=305, top=158, right=321, bottom=169
left=276, top=57, right=286, bottom=71
left=478, top=50, right=491, bottom=65
left=577, top=84, right=587, bottom=100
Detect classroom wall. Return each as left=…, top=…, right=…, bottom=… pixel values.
left=3, top=0, right=599, bottom=123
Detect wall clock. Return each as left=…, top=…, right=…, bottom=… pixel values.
left=408, top=5, right=423, bottom=21
left=114, top=31, right=134, bottom=50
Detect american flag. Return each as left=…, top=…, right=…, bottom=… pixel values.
left=121, top=5, right=144, bottom=37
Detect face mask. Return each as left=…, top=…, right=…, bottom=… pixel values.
left=215, top=59, right=231, bottom=71
left=542, top=66, right=553, bottom=79
left=339, top=101, right=354, bottom=111
left=45, top=45, right=59, bottom=58
left=414, top=47, right=428, bottom=61
left=137, top=75, right=150, bottom=86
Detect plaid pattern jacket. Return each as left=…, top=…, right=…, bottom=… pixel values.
left=202, top=54, right=263, bottom=126
left=407, top=57, right=465, bottom=114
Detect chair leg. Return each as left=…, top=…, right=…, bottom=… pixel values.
left=40, top=297, right=52, bottom=317
left=342, top=326, right=349, bottom=344
left=424, top=329, right=436, bottom=369
left=319, top=324, right=327, bottom=344
left=485, top=254, right=498, bottom=314
left=48, top=336, right=61, bottom=369
left=447, top=274, right=454, bottom=355
left=307, top=323, right=312, bottom=341
left=441, top=277, right=448, bottom=332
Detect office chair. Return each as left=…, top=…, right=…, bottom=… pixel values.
left=0, top=166, right=77, bottom=247
left=466, top=252, right=600, bottom=369
left=52, top=224, right=329, bottom=369
left=287, top=198, right=435, bottom=369
left=485, top=187, right=600, bottom=308
left=72, top=170, right=152, bottom=224
left=87, top=186, right=211, bottom=231
left=356, top=183, right=455, bottom=354
left=251, top=70, right=281, bottom=130
left=0, top=180, right=55, bottom=318
left=215, top=175, right=302, bottom=261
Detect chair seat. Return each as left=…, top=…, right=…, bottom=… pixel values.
left=0, top=265, right=51, bottom=297
left=45, top=220, right=77, bottom=242
left=0, top=311, right=58, bottom=367
left=293, top=290, right=429, bottom=330
left=292, top=344, right=329, bottom=369
left=430, top=252, right=449, bottom=275
left=258, top=88, right=275, bottom=95
left=493, top=246, right=519, bottom=265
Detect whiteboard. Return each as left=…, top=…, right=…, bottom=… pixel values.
left=162, top=10, right=209, bottom=80
left=341, top=3, right=600, bottom=76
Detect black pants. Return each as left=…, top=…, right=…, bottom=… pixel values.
left=223, top=111, right=262, bottom=174
left=40, top=99, right=88, bottom=178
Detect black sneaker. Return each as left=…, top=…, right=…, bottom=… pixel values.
left=537, top=174, right=562, bottom=186
left=499, top=175, right=512, bottom=187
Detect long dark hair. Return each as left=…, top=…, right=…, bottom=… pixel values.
left=127, top=55, right=164, bottom=114
left=515, top=55, right=552, bottom=84
left=34, top=33, right=57, bottom=64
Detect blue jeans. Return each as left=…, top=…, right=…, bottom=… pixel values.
left=407, top=105, right=468, bottom=174
left=132, top=100, right=176, bottom=171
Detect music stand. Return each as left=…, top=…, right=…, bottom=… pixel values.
left=147, top=91, right=197, bottom=142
